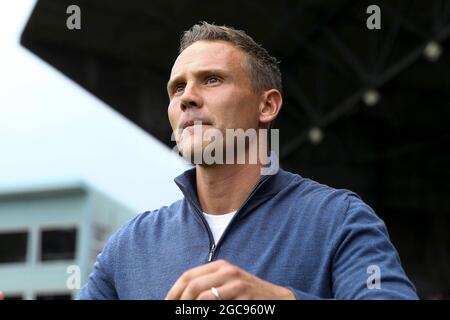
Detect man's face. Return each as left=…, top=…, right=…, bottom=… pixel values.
left=167, top=40, right=262, bottom=162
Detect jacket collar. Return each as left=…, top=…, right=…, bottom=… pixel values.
left=174, top=165, right=295, bottom=218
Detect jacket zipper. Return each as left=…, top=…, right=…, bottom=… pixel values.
left=187, top=174, right=272, bottom=263
left=207, top=243, right=216, bottom=262
left=213, top=174, right=271, bottom=254
left=186, top=198, right=216, bottom=262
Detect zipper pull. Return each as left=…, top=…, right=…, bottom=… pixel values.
left=208, top=243, right=216, bottom=262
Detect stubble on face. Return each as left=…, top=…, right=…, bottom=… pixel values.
left=167, top=40, right=261, bottom=165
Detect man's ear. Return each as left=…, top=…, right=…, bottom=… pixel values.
left=259, top=89, right=282, bottom=127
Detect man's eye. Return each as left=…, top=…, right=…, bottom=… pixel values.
left=206, top=76, right=220, bottom=84
left=174, top=84, right=185, bottom=93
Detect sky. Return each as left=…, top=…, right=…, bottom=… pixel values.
left=0, top=0, right=191, bottom=213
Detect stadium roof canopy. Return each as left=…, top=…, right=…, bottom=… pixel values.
left=20, top=0, right=450, bottom=297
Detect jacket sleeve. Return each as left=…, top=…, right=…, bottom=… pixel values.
left=77, top=234, right=119, bottom=300
left=293, top=193, right=418, bottom=300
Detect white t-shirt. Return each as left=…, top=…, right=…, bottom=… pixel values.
left=202, top=211, right=237, bottom=244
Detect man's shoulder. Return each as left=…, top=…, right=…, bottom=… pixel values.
left=282, top=169, right=358, bottom=203
left=277, top=170, right=383, bottom=244
left=281, top=169, right=367, bottom=219
left=127, top=198, right=185, bottom=228
left=105, top=199, right=185, bottom=243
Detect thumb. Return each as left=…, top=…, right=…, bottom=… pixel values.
left=0, top=291, right=4, bottom=300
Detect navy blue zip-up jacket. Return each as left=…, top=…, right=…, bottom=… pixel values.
left=78, top=168, right=418, bottom=299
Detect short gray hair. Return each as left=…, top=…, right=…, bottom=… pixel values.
left=179, top=22, right=282, bottom=94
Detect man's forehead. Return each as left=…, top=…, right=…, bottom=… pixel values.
left=170, top=40, right=245, bottom=77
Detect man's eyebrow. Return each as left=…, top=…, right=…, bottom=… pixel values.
left=167, top=75, right=184, bottom=92
left=167, top=68, right=229, bottom=91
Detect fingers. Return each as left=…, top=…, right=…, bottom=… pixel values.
left=165, top=260, right=293, bottom=300
left=196, top=280, right=245, bottom=300
left=165, top=260, right=225, bottom=300
left=179, top=271, right=225, bottom=300
left=0, top=291, right=4, bottom=300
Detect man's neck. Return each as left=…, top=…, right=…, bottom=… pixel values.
left=196, top=163, right=262, bottom=215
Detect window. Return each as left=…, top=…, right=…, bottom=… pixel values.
left=3, top=295, right=24, bottom=300
left=35, top=293, right=72, bottom=300
left=0, top=231, right=28, bottom=263
left=40, top=228, right=77, bottom=262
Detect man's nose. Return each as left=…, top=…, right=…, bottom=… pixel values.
left=180, top=83, right=203, bottom=111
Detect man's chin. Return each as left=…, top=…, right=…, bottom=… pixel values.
left=179, top=148, right=223, bottom=166
left=181, top=153, right=210, bottom=166
left=178, top=145, right=203, bottom=165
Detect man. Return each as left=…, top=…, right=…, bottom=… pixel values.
left=78, top=22, right=418, bottom=300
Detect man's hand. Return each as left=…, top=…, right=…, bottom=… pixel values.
left=165, top=259, right=295, bottom=300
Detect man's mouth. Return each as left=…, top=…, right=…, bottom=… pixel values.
left=182, top=120, right=211, bottom=129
